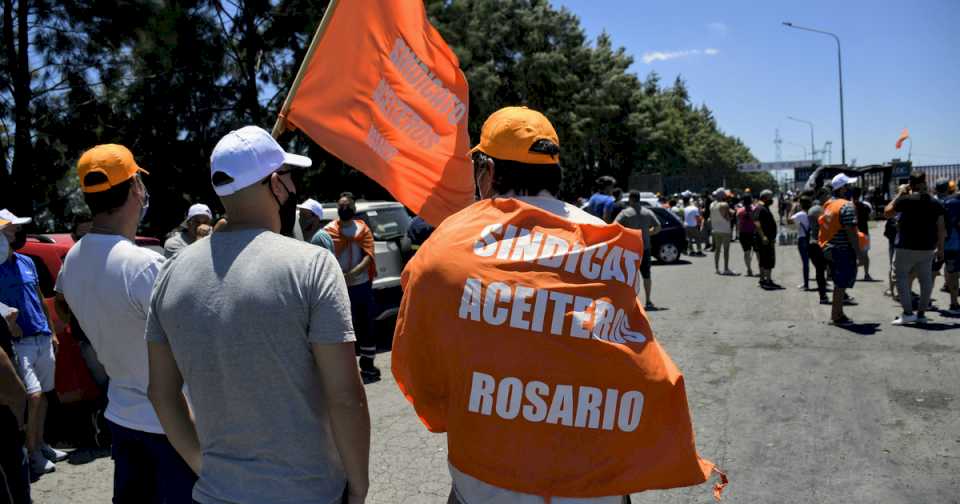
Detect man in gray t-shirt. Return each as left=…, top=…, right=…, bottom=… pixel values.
left=147, top=126, right=370, bottom=504
left=615, top=190, right=662, bottom=309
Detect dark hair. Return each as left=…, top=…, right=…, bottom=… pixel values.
left=799, top=195, right=813, bottom=211
left=594, top=175, right=616, bottom=191
left=682, top=197, right=690, bottom=205
left=742, top=194, right=753, bottom=206
left=83, top=173, right=133, bottom=215
left=628, top=190, right=641, bottom=202
left=339, top=191, right=355, bottom=201
left=909, top=170, right=926, bottom=187
left=612, top=187, right=623, bottom=200
left=850, top=186, right=862, bottom=199
left=474, top=152, right=562, bottom=197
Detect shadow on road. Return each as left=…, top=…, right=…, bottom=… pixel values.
left=68, top=447, right=110, bottom=466
left=834, top=323, right=882, bottom=335
left=654, top=259, right=692, bottom=267
left=911, top=322, right=960, bottom=332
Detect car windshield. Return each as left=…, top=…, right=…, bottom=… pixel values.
left=359, top=207, right=412, bottom=240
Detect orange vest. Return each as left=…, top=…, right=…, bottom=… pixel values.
left=818, top=198, right=851, bottom=249
left=392, top=198, right=723, bottom=499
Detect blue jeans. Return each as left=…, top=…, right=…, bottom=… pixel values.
left=108, top=420, right=197, bottom=503
left=347, top=281, right=377, bottom=360
left=797, top=240, right=810, bottom=288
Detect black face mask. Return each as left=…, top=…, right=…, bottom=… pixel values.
left=272, top=180, right=298, bottom=237
left=11, top=229, right=27, bottom=250
left=338, top=207, right=356, bottom=221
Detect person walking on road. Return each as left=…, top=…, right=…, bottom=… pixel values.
left=737, top=195, right=757, bottom=277
left=709, top=188, right=735, bottom=275
left=850, top=187, right=874, bottom=281
left=55, top=144, right=197, bottom=502
left=941, top=183, right=960, bottom=314
left=806, top=189, right=831, bottom=304
left=752, top=190, right=779, bottom=289
left=789, top=195, right=813, bottom=291
left=616, top=190, right=662, bottom=310
left=819, top=174, right=864, bottom=325
left=0, top=209, right=64, bottom=477
left=147, top=126, right=370, bottom=504
left=325, top=193, right=381, bottom=382
left=885, top=171, right=946, bottom=325
left=683, top=197, right=703, bottom=256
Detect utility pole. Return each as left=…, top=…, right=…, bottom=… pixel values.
left=774, top=129, right=783, bottom=161
left=783, top=22, right=846, bottom=165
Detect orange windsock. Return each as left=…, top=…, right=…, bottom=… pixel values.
left=278, top=0, right=475, bottom=226
left=896, top=128, right=909, bottom=149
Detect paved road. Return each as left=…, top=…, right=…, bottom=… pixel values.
left=33, top=222, right=959, bottom=503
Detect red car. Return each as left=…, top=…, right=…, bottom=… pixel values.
left=19, top=234, right=162, bottom=405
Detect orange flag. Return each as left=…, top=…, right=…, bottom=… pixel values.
left=278, top=0, right=475, bottom=226
left=896, top=128, right=909, bottom=149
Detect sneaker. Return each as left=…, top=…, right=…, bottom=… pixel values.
left=41, top=444, right=68, bottom=463
left=723, top=269, right=736, bottom=276
left=831, top=316, right=854, bottom=326
left=359, top=357, right=381, bottom=380
left=30, top=452, right=55, bottom=475
left=819, top=297, right=830, bottom=305
left=892, top=314, right=918, bottom=325
left=916, top=314, right=930, bottom=324
left=944, top=305, right=960, bottom=316
left=644, top=302, right=656, bottom=311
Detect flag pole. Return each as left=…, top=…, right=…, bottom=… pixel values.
left=271, top=0, right=341, bottom=139
left=907, top=138, right=912, bottom=162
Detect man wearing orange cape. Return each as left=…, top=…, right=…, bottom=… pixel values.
left=392, top=107, right=725, bottom=503
left=325, top=193, right=380, bottom=380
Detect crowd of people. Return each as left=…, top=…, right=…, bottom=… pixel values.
left=0, top=106, right=955, bottom=504
left=581, top=169, right=959, bottom=327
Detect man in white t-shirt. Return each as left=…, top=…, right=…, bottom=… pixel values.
left=55, top=144, right=196, bottom=502
left=683, top=197, right=703, bottom=256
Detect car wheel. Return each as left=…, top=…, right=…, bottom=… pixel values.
left=658, top=243, right=680, bottom=263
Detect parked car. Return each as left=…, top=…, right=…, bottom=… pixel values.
left=648, top=207, right=688, bottom=263
left=19, top=234, right=163, bottom=405
left=316, top=201, right=411, bottom=323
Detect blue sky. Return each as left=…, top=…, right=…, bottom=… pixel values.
left=551, top=0, right=960, bottom=167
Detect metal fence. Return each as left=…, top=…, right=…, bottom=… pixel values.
left=913, top=164, right=960, bottom=184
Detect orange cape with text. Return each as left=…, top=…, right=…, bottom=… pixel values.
left=392, top=198, right=723, bottom=499
left=327, top=220, right=377, bottom=280
left=282, top=0, right=474, bottom=226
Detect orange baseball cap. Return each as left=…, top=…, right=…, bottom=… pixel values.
left=77, top=144, right=149, bottom=193
left=470, top=106, right=560, bottom=165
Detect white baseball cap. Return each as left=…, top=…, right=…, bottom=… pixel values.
left=0, top=209, right=31, bottom=226
left=830, top=173, right=858, bottom=190
left=186, top=203, right=213, bottom=221
left=210, top=126, right=312, bottom=197
left=296, top=198, right=324, bottom=218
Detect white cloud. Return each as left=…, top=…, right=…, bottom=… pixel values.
left=641, top=48, right=719, bottom=64
left=708, top=22, right=729, bottom=36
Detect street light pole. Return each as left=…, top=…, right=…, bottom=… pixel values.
left=787, top=116, right=816, bottom=162
left=782, top=22, right=846, bottom=165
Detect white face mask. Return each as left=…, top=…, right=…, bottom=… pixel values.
left=0, top=232, right=9, bottom=260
